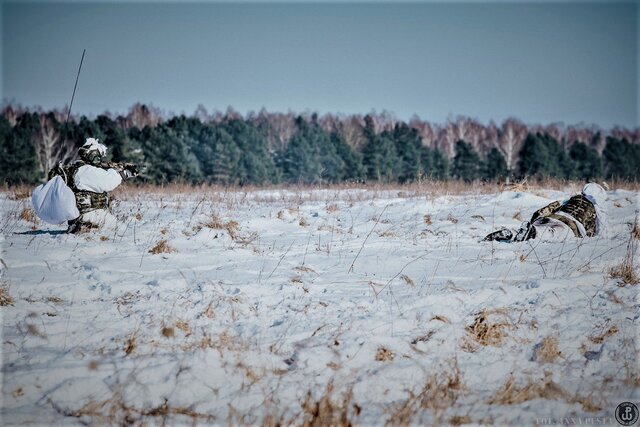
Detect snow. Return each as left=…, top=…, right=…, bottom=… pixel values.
left=1, top=186, right=638, bottom=425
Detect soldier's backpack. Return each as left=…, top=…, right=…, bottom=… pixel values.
left=31, top=176, right=80, bottom=224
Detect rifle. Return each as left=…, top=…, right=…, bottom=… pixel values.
left=99, top=161, right=140, bottom=179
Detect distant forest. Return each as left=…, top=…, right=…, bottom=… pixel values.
left=1, top=103, right=639, bottom=186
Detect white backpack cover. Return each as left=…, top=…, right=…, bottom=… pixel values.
left=31, top=176, right=80, bottom=224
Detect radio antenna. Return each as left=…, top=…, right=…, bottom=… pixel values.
left=65, top=49, right=86, bottom=125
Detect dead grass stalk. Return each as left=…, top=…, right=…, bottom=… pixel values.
left=386, top=359, right=463, bottom=425
left=465, top=309, right=515, bottom=347
left=149, top=239, right=175, bottom=254
left=0, top=285, right=15, bottom=306
left=609, top=225, right=639, bottom=285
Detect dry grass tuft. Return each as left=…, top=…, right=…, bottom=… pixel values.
left=401, top=274, right=415, bottom=287
left=203, top=215, right=241, bottom=240
left=504, top=179, right=529, bottom=193
left=387, top=359, right=463, bottom=424
left=487, top=372, right=600, bottom=412
left=589, top=325, right=618, bottom=344
left=512, top=211, right=523, bottom=221
left=19, top=208, right=37, bottom=223
left=375, top=346, right=395, bottom=362
left=26, top=324, right=43, bottom=337
left=609, top=262, right=638, bottom=285
left=300, top=382, right=359, bottom=427
left=201, top=302, right=215, bottom=319
left=487, top=372, right=567, bottom=405
left=326, top=203, right=339, bottom=213
left=50, top=394, right=216, bottom=424
left=465, top=309, right=515, bottom=347
left=423, top=214, right=432, bottom=225
left=9, top=190, right=31, bottom=200
left=175, top=320, right=191, bottom=334
left=124, top=336, right=136, bottom=355
left=299, top=217, right=309, bottom=227
left=223, top=220, right=240, bottom=239
left=449, top=415, right=472, bottom=426
left=431, top=315, right=451, bottom=324
left=203, top=214, right=224, bottom=229
left=411, top=330, right=435, bottom=345
left=0, top=286, right=15, bottom=306
left=295, top=265, right=316, bottom=273
left=149, top=240, right=175, bottom=254
left=624, top=364, right=640, bottom=388
left=632, top=221, right=640, bottom=240
left=447, top=213, right=458, bottom=224
left=532, top=336, right=562, bottom=363
left=182, top=329, right=250, bottom=355
left=609, top=229, right=638, bottom=285
left=573, top=395, right=602, bottom=413
left=201, top=215, right=257, bottom=245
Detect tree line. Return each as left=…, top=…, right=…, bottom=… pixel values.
left=1, top=103, right=638, bottom=186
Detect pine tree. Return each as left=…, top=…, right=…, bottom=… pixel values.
left=518, top=133, right=569, bottom=180
left=603, top=137, right=640, bottom=180
left=222, top=119, right=279, bottom=185
left=567, top=141, right=602, bottom=181
left=429, top=148, right=450, bottom=180
left=133, top=124, right=202, bottom=184
left=484, top=148, right=508, bottom=181
left=211, top=129, right=242, bottom=185
left=391, top=123, right=423, bottom=183
left=279, top=116, right=347, bottom=184
left=452, top=140, right=481, bottom=182
left=0, top=113, right=40, bottom=184
left=96, top=115, right=143, bottom=164
left=330, top=132, right=364, bottom=182
left=362, top=115, right=401, bottom=182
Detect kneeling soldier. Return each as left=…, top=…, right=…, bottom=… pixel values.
left=48, top=138, right=139, bottom=233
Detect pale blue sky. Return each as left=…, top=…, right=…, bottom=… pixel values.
left=2, top=1, right=638, bottom=128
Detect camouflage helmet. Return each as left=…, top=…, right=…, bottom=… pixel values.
left=78, top=138, right=107, bottom=165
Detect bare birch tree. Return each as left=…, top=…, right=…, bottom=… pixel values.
left=255, top=110, right=296, bottom=152
left=408, top=116, right=437, bottom=148
left=35, top=112, right=75, bottom=176
left=495, top=117, right=527, bottom=174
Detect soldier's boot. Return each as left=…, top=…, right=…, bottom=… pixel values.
left=513, top=221, right=537, bottom=242
left=67, top=218, right=82, bottom=234
left=483, top=228, right=514, bottom=242
left=67, top=217, right=91, bottom=234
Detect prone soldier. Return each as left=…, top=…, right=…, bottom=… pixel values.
left=483, top=183, right=608, bottom=242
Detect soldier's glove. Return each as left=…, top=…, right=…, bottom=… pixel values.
left=122, top=164, right=139, bottom=179
left=513, top=221, right=536, bottom=242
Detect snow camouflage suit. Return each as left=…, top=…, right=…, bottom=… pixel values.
left=483, top=183, right=605, bottom=242
left=47, top=160, right=137, bottom=230
left=530, top=194, right=598, bottom=238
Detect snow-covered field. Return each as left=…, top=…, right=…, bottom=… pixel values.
left=1, top=185, right=638, bottom=425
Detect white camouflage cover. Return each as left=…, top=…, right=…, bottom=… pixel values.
left=31, top=176, right=80, bottom=224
